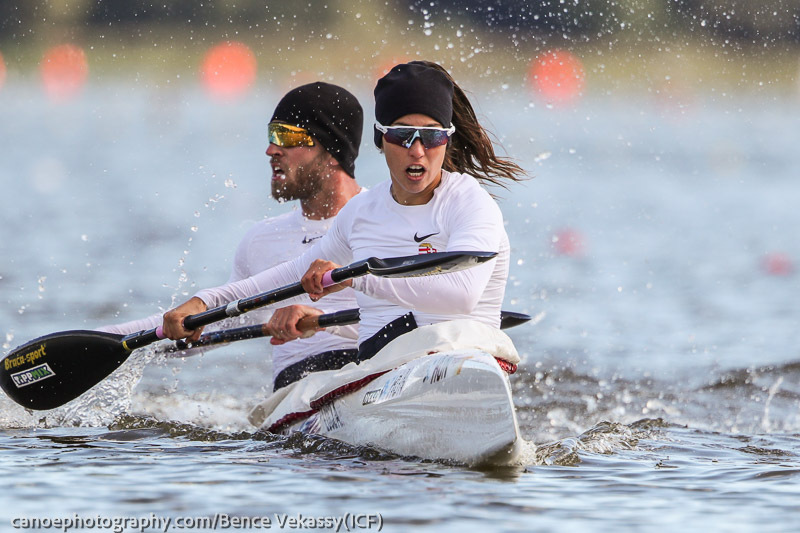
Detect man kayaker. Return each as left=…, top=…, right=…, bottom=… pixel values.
left=101, top=81, right=364, bottom=390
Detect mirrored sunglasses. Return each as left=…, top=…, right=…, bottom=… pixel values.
left=375, top=123, right=456, bottom=149
left=268, top=122, right=315, bottom=147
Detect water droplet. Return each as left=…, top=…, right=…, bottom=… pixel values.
left=3, top=332, right=13, bottom=350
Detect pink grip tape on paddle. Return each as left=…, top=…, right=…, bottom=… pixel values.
left=322, top=271, right=335, bottom=288
left=155, top=326, right=166, bottom=339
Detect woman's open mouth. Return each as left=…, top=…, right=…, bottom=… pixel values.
left=406, top=164, right=425, bottom=178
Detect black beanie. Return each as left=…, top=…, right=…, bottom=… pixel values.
left=271, top=82, right=363, bottom=178
left=373, top=61, right=454, bottom=148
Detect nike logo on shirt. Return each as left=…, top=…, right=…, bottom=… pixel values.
left=413, top=232, right=439, bottom=242
left=302, top=235, right=323, bottom=244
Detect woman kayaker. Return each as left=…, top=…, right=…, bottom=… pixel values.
left=162, top=60, right=527, bottom=361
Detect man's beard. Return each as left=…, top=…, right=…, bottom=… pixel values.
left=271, top=153, right=327, bottom=202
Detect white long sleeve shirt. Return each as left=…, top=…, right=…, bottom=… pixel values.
left=195, top=171, right=509, bottom=344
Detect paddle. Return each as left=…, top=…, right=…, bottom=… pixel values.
left=0, top=251, right=495, bottom=411
left=164, top=308, right=532, bottom=354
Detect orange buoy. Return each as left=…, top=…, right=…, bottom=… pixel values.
left=200, top=41, right=257, bottom=100
left=529, top=50, right=585, bottom=105
left=40, top=44, right=89, bottom=102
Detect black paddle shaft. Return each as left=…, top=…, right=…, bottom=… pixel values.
left=172, top=308, right=363, bottom=351
left=171, top=309, right=532, bottom=353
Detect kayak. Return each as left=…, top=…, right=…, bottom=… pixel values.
left=283, top=350, right=521, bottom=465
left=248, top=320, right=524, bottom=466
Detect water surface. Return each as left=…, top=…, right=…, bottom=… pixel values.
left=2, top=82, right=799, bottom=531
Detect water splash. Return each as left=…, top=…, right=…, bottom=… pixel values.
left=762, top=376, right=784, bottom=432
left=0, top=346, right=158, bottom=429
left=3, top=332, right=14, bottom=351
left=37, top=276, right=46, bottom=299
left=527, top=419, right=662, bottom=467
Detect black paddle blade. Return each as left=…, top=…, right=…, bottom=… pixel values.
left=0, top=330, right=129, bottom=411
left=366, top=251, right=498, bottom=278
left=499, top=311, right=532, bottom=330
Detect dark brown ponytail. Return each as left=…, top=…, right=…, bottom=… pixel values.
left=417, top=61, right=529, bottom=190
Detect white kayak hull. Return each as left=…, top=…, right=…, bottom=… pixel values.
left=279, top=349, right=522, bottom=466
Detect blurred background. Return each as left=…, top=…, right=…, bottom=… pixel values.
left=1, top=0, right=799, bottom=100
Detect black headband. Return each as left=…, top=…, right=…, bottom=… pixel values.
left=373, top=61, right=454, bottom=148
